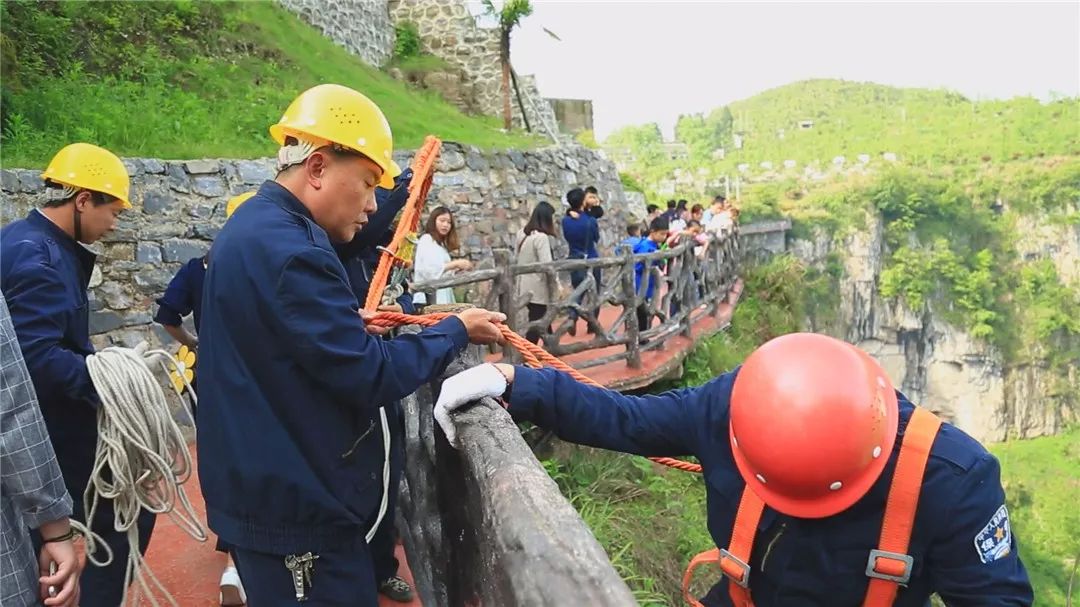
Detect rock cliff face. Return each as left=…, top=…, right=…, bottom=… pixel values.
left=792, top=211, right=1079, bottom=443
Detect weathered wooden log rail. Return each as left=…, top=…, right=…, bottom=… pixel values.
left=397, top=341, right=638, bottom=606
left=413, top=227, right=741, bottom=369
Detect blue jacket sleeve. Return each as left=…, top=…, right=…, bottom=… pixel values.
left=274, top=247, right=468, bottom=407
left=928, top=453, right=1034, bottom=605
left=507, top=366, right=722, bottom=458
left=154, top=264, right=193, bottom=327
left=3, top=245, right=97, bottom=407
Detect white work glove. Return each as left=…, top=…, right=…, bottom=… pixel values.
left=434, top=363, right=508, bottom=448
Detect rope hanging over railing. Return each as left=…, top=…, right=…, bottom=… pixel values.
left=366, top=311, right=703, bottom=474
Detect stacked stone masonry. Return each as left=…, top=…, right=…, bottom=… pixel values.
left=276, top=0, right=395, bottom=67
left=0, top=144, right=628, bottom=350
left=387, top=0, right=560, bottom=136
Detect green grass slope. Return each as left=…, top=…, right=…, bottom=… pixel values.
left=0, top=0, right=542, bottom=167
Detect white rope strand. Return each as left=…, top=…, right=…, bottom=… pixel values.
left=83, top=344, right=206, bottom=607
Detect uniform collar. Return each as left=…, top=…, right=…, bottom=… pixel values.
left=27, top=209, right=98, bottom=280
left=257, top=180, right=314, bottom=222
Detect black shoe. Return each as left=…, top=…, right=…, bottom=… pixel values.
left=379, top=576, right=414, bottom=602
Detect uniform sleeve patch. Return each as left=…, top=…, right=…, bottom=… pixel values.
left=973, top=504, right=1012, bottom=564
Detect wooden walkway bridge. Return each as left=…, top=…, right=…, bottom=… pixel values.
left=137, top=223, right=788, bottom=606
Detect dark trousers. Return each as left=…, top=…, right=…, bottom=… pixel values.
left=525, top=303, right=550, bottom=344
left=232, top=542, right=378, bottom=607
left=35, top=496, right=156, bottom=607
left=370, top=403, right=406, bottom=582
left=636, top=304, right=652, bottom=332
left=568, top=267, right=602, bottom=326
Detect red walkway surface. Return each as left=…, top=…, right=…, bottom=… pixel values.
left=489, top=280, right=743, bottom=391
left=138, top=449, right=421, bottom=607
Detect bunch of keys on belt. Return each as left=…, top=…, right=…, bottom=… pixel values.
left=284, top=552, right=320, bottom=601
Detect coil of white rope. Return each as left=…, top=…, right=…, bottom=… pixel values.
left=83, top=343, right=206, bottom=607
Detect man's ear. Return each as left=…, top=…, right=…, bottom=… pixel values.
left=305, top=151, right=330, bottom=189
left=73, top=190, right=94, bottom=212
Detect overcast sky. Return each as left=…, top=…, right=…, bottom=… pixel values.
left=469, top=2, right=1080, bottom=140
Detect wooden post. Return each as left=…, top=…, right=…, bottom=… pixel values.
left=680, top=247, right=693, bottom=338
left=621, top=246, right=642, bottom=369
left=493, top=249, right=516, bottom=362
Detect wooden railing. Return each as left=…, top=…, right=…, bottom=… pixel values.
left=413, top=228, right=741, bottom=369
left=396, top=343, right=637, bottom=606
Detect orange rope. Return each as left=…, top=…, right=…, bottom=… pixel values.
left=368, top=311, right=704, bottom=474
left=363, top=136, right=443, bottom=313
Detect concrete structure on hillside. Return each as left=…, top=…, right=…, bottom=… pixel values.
left=548, top=98, right=594, bottom=135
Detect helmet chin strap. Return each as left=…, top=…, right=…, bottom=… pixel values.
left=73, top=199, right=84, bottom=243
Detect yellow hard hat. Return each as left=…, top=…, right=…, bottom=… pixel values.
left=41, top=143, right=131, bottom=209
left=226, top=191, right=256, bottom=219
left=269, top=83, right=401, bottom=188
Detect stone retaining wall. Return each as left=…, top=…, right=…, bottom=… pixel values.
left=0, top=144, right=628, bottom=348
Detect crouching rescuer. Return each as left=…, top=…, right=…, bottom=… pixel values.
left=197, top=83, right=506, bottom=606
left=434, top=332, right=1034, bottom=606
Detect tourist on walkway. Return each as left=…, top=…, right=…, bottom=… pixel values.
left=584, top=185, right=605, bottom=220
left=642, top=203, right=661, bottom=233
left=434, top=333, right=1034, bottom=607
left=561, top=187, right=600, bottom=336
left=633, top=216, right=670, bottom=335
left=619, top=223, right=645, bottom=251
left=0, top=143, right=156, bottom=607
left=413, top=206, right=471, bottom=307
left=515, top=201, right=558, bottom=345
left=0, top=292, right=80, bottom=607
left=197, top=83, right=505, bottom=607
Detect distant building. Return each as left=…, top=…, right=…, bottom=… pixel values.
left=548, top=98, right=594, bottom=135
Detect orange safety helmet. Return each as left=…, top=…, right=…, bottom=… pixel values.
left=729, top=332, right=899, bottom=519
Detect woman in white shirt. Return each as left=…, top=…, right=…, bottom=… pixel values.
left=413, top=206, right=471, bottom=306
left=514, top=201, right=558, bottom=344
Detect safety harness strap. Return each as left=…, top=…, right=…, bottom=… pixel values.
left=863, top=407, right=941, bottom=606
left=681, top=487, right=764, bottom=607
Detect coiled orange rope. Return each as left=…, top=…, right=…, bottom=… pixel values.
left=367, top=311, right=703, bottom=474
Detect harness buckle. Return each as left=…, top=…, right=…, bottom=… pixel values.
left=718, top=548, right=751, bottom=588
left=866, top=549, right=913, bottom=585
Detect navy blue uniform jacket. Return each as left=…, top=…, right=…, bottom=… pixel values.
left=509, top=367, right=1034, bottom=606
left=0, top=210, right=100, bottom=495
left=561, top=212, right=599, bottom=259
left=153, top=257, right=206, bottom=331
left=197, top=182, right=468, bottom=554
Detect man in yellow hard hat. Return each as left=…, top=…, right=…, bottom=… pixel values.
left=1, top=143, right=157, bottom=607
left=197, top=84, right=506, bottom=605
